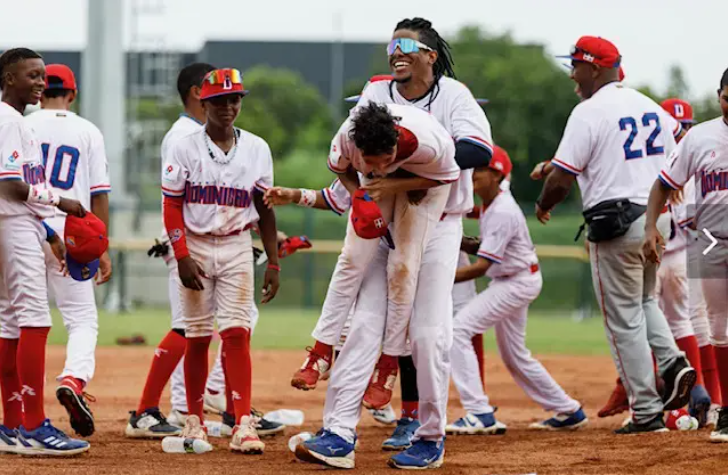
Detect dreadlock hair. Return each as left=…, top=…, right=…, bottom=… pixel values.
left=350, top=103, right=399, bottom=156
left=394, top=18, right=455, bottom=79
left=0, top=48, right=42, bottom=89
left=721, top=67, right=728, bottom=90
left=177, top=62, right=215, bottom=105
left=43, top=75, right=73, bottom=99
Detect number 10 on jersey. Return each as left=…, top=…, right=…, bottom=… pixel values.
left=619, top=112, right=664, bottom=160
left=41, top=144, right=80, bottom=190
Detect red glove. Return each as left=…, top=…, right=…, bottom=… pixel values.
left=278, top=235, right=312, bottom=258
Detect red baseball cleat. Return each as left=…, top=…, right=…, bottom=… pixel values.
left=291, top=346, right=332, bottom=391
left=363, top=356, right=398, bottom=410
left=598, top=379, right=629, bottom=418
left=56, top=376, right=96, bottom=436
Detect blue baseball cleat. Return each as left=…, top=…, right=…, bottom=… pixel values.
left=17, top=419, right=90, bottom=456
left=382, top=417, right=421, bottom=451
left=689, top=385, right=712, bottom=427
left=0, top=424, right=27, bottom=454
left=294, top=429, right=355, bottom=469
left=445, top=412, right=507, bottom=435
left=529, top=407, right=589, bottom=431
left=388, top=439, right=444, bottom=470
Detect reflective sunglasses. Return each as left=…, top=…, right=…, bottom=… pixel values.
left=206, top=68, right=242, bottom=86
left=386, top=38, right=434, bottom=56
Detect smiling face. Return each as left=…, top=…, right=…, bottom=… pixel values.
left=203, top=93, right=242, bottom=128
left=3, top=58, right=46, bottom=106
left=570, top=60, right=599, bottom=100
left=389, top=29, right=437, bottom=83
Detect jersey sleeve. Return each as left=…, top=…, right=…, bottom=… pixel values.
left=659, top=132, right=693, bottom=190
left=328, top=118, right=353, bottom=174
left=660, top=110, right=683, bottom=141
left=551, top=109, right=593, bottom=175
left=321, top=178, right=351, bottom=216
left=450, top=87, right=494, bottom=155
left=476, top=207, right=516, bottom=264
left=0, top=122, right=25, bottom=181
left=161, top=142, right=188, bottom=198
left=89, top=127, right=111, bottom=195
left=254, top=140, right=274, bottom=193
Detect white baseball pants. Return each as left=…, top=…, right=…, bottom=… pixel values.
left=655, top=249, right=695, bottom=341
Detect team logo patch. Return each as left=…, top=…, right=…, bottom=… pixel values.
left=4, top=150, right=20, bottom=171
left=583, top=53, right=595, bottom=63
left=66, top=236, right=76, bottom=247
left=81, top=265, right=91, bottom=280
left=494, top=162, right=504, bottom=171
left=374, top=218, right=385, bottom=229
left=169, top=229, right=183, bottom=244
left=163, top=163, right=179, bottom=181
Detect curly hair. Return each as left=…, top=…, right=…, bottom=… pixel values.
left=395, top=17, right=455, bottom=79
left=0, top=48, right=42, bottom=89
left=350, top=103, right=399, bottom=156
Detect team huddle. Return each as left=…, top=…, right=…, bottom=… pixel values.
left=1, top=15, right=728, bottom=471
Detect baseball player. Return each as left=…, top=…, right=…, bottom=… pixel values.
left=22, top=63, right=111, bottom=438
left=643, top=67, right=728, bottom=442
left=162, top=68, right=279, bottom=454
left=447, top=147, right=586, bottom=434
left=537, top=36, right=696, bottom=434
left=0, top=47, right=89, bottom=455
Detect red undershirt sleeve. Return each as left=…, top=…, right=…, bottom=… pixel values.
left=163, top=195, right=189, bottom=260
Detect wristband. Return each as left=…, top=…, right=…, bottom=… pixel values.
left=27, top=186, right=61, bottom=206
left=298, top=189, right=317, bottom=208
left=267, top=263, right=281, bottom=272
left=42, top=221, right=56, bottom=242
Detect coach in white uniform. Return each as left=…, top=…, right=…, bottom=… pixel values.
left=25, top=64, right=111, bottom=438
left=537, top=36, right=695, bottom=434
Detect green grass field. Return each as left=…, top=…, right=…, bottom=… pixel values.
left=49, top=307, right=610, bottom=356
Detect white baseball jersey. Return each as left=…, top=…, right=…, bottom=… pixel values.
left=476, top=190, right=538, bottom=279
left=356, top=77, right=493, bottom=215
left=328, top=103, right=459, bottom=184
left=552, top=82, right=677, bottom=210
left=0, top=102, right=53, bottom=218
left=25, top=109, right=110, bottom=222
left=322, top=178, right=351, bottom=216
left=659, top=117, right=728, bottom=238
left=162, top=127, right=273, bottom=236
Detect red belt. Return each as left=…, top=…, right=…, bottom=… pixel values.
left=204, top=223, right=253, bottom=237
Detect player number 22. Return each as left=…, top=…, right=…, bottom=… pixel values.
left=618, top=112, right=665, bottom=160
left=41, top=144, right=80, bottom=190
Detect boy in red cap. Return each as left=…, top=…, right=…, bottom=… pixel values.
left=447, top=146, right=587, bottom=433
left=24, top=62, right=112, bottom=437
left=161, top=68, right=280, bottom=454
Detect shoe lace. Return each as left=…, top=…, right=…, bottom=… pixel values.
left=302, top=346, right=328, bottom=370
left=83, top=392, right=97, bottom=404
left=391, top=420, right=411, bottom=438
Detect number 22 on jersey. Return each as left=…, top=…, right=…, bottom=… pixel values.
left=618, top=112, right=664, bottom=160
left=41, top=143, right=80, bottom=190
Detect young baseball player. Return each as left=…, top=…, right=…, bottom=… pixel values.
left=537, top=36, right=696, bottom=434
left=447, top=146, right=587, bottom=434
left=162, top=68, right=280, bottom=454
left=22, top=63, right=111, bottom=438
left=0, top=48, right=90, bottom=455
left=643, top=67, right=728, bottom=442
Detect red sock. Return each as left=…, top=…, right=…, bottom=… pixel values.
left=313, top=340, right=333, bottom=359
left=184, top=336, right=212, bottom=421
left=221, top=347, right=234, bottom=415
left=472, top=334, right=485, bottom=389
left=712, top=346, right=728, bottom=406
left=401, top=401, right=419, bottom=420
left=0, top=338, right=22, bottom=429
left=702, top=345, right=722, bottom=405
left=676, top=336, right=704, bottom=386
left=221, top=328, right=252, bottom=423
left=17, top=327, right=50, bottom=430
left=137, top=330, right=187, bottom=414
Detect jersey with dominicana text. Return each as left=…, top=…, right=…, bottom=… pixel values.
left=659, top=117, right=728, bottom=239
left=162, top=127, right=273, bottom=236
left=328, top=103, right=459, bottom=184
left=0, top=102, right=54, bottom=218
left=476, top=190, right=538, bottom=279
left=356, top=77, right=493, bottom=215
left=26, top=109, right=110, bottom=229
left=552, top=82, right=677, bottom=210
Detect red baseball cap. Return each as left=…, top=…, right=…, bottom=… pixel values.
left=557, top=36, right=622, bottom=69
left=661, top=98, right=696, bottom=124
left=489, top=146, right=513, bottom=177
left=200, top=68, right=249, bottom=101
left=45, top=64, right=77, bottom=91
left=351, top=189, right=389, bottom=240
left=65, top=213, right=109, bottom=281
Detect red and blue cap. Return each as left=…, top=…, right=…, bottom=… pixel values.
left=351, top=189, right=389, bottom=240
left=64, top=213, right=108, bottom=281
left=661, top=98, right=696, bottom=124
left=557, top=36, right=622, bottom=69
left=45, top=64, right=77, bottom=91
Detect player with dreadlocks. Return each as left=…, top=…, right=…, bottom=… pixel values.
left=289, top=18, right=494, bottom=469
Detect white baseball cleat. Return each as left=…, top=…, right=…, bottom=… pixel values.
left=369, top=404, right=397, bottom=425
left=229, top=415, right=265, bottom=454
left=445, top=412, right=507, bottom=435
left=167, top=408, right=189, bottom=429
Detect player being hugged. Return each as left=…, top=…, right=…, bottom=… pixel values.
left=0, top=48, right=89, bottom=456
left=161, top=68, right=279, bottom=454
left=643, top=67, right=728, bottom=442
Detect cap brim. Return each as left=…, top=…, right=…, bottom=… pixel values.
left=680, top=119, right=697, bottom=124
left=201, top=90, right=249, bottom=100
left=344, top=95, right=361, bottom=103
left=66, top=255, right=99, bottom=281
left=555, top=54, right=579, bottom=61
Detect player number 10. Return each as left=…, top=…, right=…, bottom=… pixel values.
left=41, top=144, right=80, bottom=190
left=618, top=112, right=664, bottom=160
